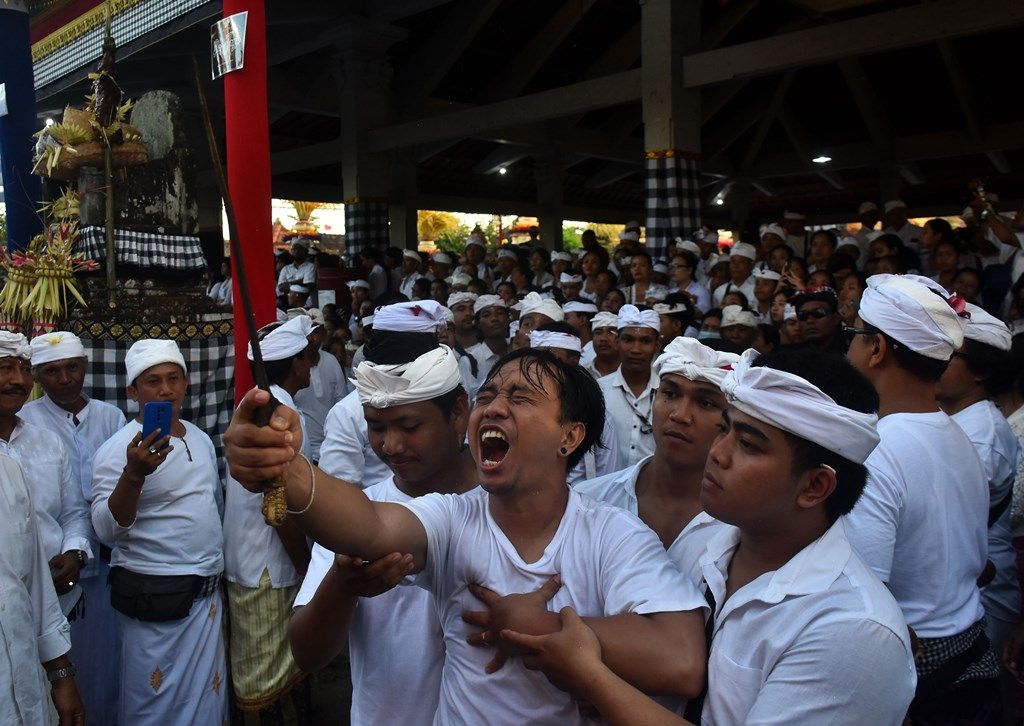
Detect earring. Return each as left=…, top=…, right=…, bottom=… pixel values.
left=559, top=447, right=568, bottom=455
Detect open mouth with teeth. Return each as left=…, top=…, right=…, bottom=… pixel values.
left=479, top=428, right=511, bottom=469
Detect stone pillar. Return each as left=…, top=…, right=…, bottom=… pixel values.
left=333, top=19, right=406, bottom=255
left=388, top=151, right=419, bottom=250
left=534, top=153, right=565, bottom=251
left=0, top=2, right=40, bottom=251
left=641, top=0, right=702, bottom=259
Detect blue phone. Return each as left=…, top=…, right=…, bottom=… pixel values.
left=142, top=401, right=173, bottom=448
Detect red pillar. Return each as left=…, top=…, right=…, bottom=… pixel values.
left=223, top=0, right=274, bottom=398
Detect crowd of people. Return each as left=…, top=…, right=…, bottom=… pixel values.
left=6, top=191, right=1024, bottom=726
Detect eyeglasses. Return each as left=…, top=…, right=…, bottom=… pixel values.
left=841, top=323, right=874, bottom=343
left=796, top=308, right=833, bottom=321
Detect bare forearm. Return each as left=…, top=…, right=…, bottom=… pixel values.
left=583, top=613, right=705, bottom=698
left=273, top=518, right=311, bottom=575
left=106, top=470, right=144, bottom=527
left=578, top=664, right=690, bottom=726
left=289, top=572, right=357, bottom=671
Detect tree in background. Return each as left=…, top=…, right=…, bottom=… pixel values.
left=586, top=223, right=625, bottom=250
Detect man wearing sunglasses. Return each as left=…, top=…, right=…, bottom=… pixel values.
left=791, top=287, right=845, bottom=353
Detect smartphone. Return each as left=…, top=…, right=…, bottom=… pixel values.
left=141, top=401, right=173, bottom=448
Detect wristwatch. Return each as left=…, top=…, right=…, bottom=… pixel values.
left=46, top=664, right=76, bottom=683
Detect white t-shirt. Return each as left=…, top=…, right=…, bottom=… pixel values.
left=845, top=412, right=988, bottom=637
left=953, top=400, right=1023, bottom=625
left=295, top=476, right=465, bottom=726
left=400, top=487, right=706, bottom=726
left=574, top=457, right=724, bottom=584
left=318, top=391, right=389, bottom=488
left=702, top=519, right=917, bottom=724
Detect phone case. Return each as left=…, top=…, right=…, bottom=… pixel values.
left=141, top=401, right=173, bottom=446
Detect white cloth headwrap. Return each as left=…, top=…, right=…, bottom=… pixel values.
left=783, top=304, right=797, bottom=321
left=474, top=295, right=506, bottom=314
left=618, top=230, right=640, bottom=242
left=653, top=302, right=691, bottom=316
left=374, top=300, right=447, bottom=333
left=755, top=268, right=781, bottom=281
left=730, top=242, right=757, bottom=260
left=552, top=251, right=573, bottom=263
left=859, top=274, right=966, bottom=360
left=354, top=345, right=462, bottom=409
left=675, top=240, right=702, bottom=257
left=560, top=273, right=582, bottom=284
left=451, top=272, right=473, bottom=286
left=0, top=331, right=32, bottom=360
left=249, top=315, right=312, bottom=361
left=530, top=330, right=582, bottom=353
left=347, top=279, right=369, bottom=290
left=653, top=337, right=739, bottom=387
left=617, top=304, right=660, bottom=331
left=497, top=249, right=517, bottom=260
left=515, top=292, right=565, bottom=321
left=433, top=252, right=453, bottom=266
left=964, top=303, right=1012, bottom=351
left=721, top=305, right=758, bottom=328
left=30, top=331, right=85, bottom=365
left=563, top=300, right=598, bottom=314
left=591, top=312, right=618, bottom=330
left=125, top=339, right=187, bottom=383
left=761, top=223, right=786, bottom=240
left=447, top=292, right=478, bottom=309
left=721, top=349, right=880, bottom=464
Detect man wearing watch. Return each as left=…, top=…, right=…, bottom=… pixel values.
left=0, top=451, right=85, bottom=724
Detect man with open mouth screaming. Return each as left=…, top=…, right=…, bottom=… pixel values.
left=226, top=308, right=709, bottom=725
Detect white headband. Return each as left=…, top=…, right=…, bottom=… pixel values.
left=289, top=284, right=310, bottom=294
left=591, top=312, right=618, bottom=330
left=474, top=295, right=507, bottom=314
left=560, top=273, right=582, bottom=285
left=515, top=292, right=565, bottom=322
left=552, top=252, right=573, bottom=263
left=374, top=300, right=448, bottom=333
left=783, top=304, right=798, bottom=321
left=755, top=268, right=782, bottom=281
left=0, top=331, right=31, bottom=361
left=730, top=243, right=757, bottom=261
left=721, top=349, right=880, bottom=464
left=403, top=249, right=421, bottom=261
left=618, top=230, right=640, bottom=242
left=721, top=305, right=758, bottom=328
left=563, top=301, right=598, bottom=314
left=761, top=223, right=786, bottom=240
left=653, top=337, right=738, bottom=387
left=653, top=302, right=691, bottom=316
left=354, top=345, right=463, bottom=409
left=125, top=339, right=187, bottom=384
left=250, top=315, right=312, bottom=361
left=859, top=274, right=966, bottom=360
left=30, top=331, right=85, bottom=365
left=347, top=279, right=369, bottom=290
left=465, top=236, right=486, bottom=249
left=433, top=252, right=453, bottom=266
left=530, top=330, right=582, bottom=353
left=451, top=272, right=473, bottom=286
left=497, top=249, right=517, bottom=260
left=675, top=240, right=702, bottom=257
left=617, top=304, right=660, bottom=331
left=963, top=303, right=1011, bottom=351
left=447, top=292, right=478, bottom=309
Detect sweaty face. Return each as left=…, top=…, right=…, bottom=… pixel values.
left=470, top=361, right=578, bottom=494
left=0, top=357, right=32, bottom=416
left=365, top=399, right=464, bottom=487
left=618, top=327, right=659, bottom=375
left=654, top=374, right=727, bottom=470
left=34, top=356, right=87, bottom=407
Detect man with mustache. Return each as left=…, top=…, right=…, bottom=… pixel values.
left=0, top=332, right=92, bottom=621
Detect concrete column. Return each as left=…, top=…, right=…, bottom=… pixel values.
left=388, top=151, right=419, bottom=250
left=534, top=153, right=565, bottom=251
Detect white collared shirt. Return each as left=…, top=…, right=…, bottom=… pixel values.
left=701, top=519, right=917, bottom=724
left=466, top=341, right=504, bottom=392
left=566, top=415, right=622, bottom=486
left=598, top=368, right=659, bottom=466
left=224, top=386, right=310, bottom=589
left=277, top=260, right=317, bottom=305
left=294, top=354, right=351, bottom=461
left=91, top=419, right=223, bottom=577
left=711, top=275, right=756, bottom=306
left=0, top=453, right=72, bottom=726
left=399, top=273, right=424, bottom=300
left=953, top=400, right=1023, bottom=625
left=845, top=411, right=988, bottom=637
left=319, top=390, right=389, bottom=488
left=574, top=457, right=724, bottom=584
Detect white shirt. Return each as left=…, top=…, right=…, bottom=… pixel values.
left=466, top=341, right=504, bottom=392
left=92, top=420, right=223, bottom=577
left=1008, top=406, right=1024, bottom=538
left=845, top=412, right=988, bottom=637
left=711, top=275, right=756, bottom=306
left=319, top=390, right=389, bottom=488
left=566, top=414, right=622, bottom=486
left=399, top=273, right=425, bottom=300
left=295, top=476, right=471, bottom=726
left=668, top=280, right=711, bottom=314
left=0, top=453, right=72, bottom=726
left=701, top=519, right=916, bottom=725
left=401, top=487, right=706, bottom=726
left=695, top=254, right=719, bottom=286
left=294, top=353, right=350, bottom=461
left=953, top=400, right=1023, bottom=624
left=579, top=340, right=595, bottom=366
left=277, top=260, right=317, bottom=305
left=532, top=271, right=554, bottom=289
left=224, top=386, right=310, bottom=589
left=884, top=222, right=925, bottom=253
left=574, top=457, right=724, bottom=584
left=620, top=283, right=669, bottom=305
left=598, top=368, right=659, bottom=466
left=367, top=264, right=388, bottom=300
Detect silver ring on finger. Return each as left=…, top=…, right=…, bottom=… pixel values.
left=148, top=446, right=158, bottom=455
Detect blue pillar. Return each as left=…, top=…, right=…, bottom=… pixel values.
left=0, top=2, right=40, bottom=251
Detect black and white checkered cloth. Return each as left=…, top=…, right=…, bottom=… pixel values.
left=916, top=619, right=1000, bottom=683
left=344, top=199, right=389, bottom=255
left=70, top=319, right=235, bottom=469
left=644, top=151, right=702, bottom=260
left=78, top=227, right=208, bottom=272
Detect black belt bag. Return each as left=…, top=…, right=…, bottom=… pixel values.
left=108, top=567, right=216, bottom=623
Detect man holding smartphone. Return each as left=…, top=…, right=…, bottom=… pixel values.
left=91, top=339, right=227, bottom=726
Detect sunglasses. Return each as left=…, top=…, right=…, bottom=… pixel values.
left=796, top=308, right=833, bottom=321
left=842, top=323, right=875, bottom=343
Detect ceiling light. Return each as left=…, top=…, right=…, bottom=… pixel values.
left=498, top=167, right=507, bottom=175
left=714, top=198, right=724, bottom=206
left=812, top=155, right=832, bottom=164
left=45, top=118, right=55, bottom=126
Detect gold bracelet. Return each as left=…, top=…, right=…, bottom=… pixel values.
left=286, top=456, right=317, bottom=515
